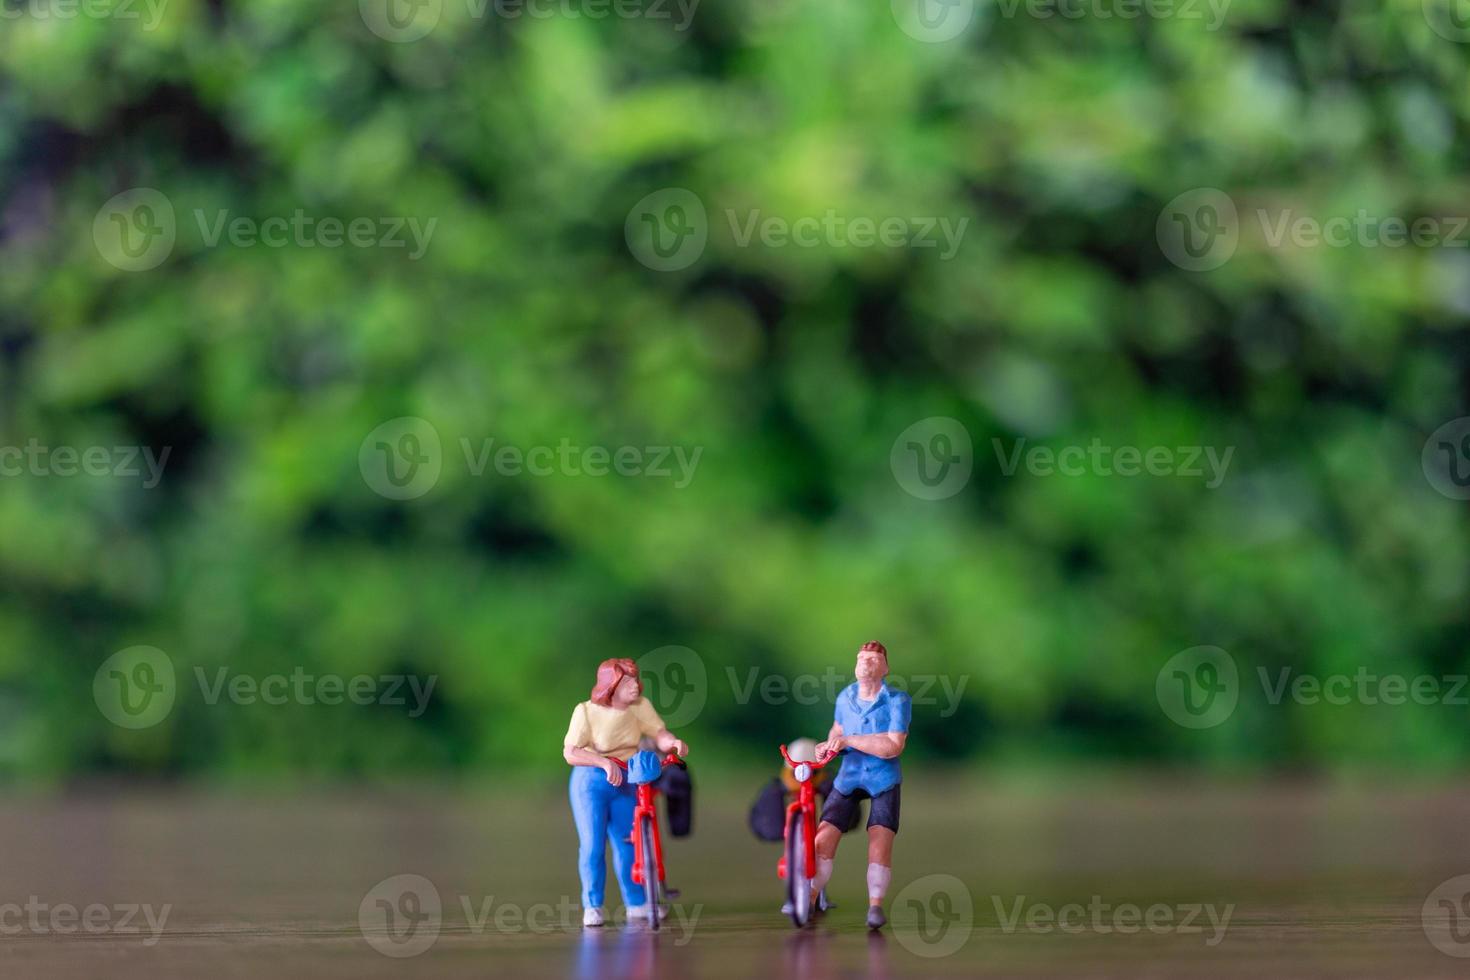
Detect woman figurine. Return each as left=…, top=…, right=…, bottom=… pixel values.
left=563, top=658, right=689, bottom=927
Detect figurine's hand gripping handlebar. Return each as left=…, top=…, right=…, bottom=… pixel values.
left=780, top=743, right=835, bottom=769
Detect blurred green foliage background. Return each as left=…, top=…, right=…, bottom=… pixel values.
left=1, top=0, right=1468, bottom=781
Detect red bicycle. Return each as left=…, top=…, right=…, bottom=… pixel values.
left=776, top=743, right=835, bottom=927
left=615, top=751, right=683, bottom=931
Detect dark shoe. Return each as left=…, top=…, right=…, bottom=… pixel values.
left=866, top=905, right=886, bottom=930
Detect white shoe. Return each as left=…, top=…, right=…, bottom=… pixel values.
left=626, top=904, right=665, bottom=922
left=781, top=901, right=794, bottom=915
left=583, top=907, right=604, bottom=927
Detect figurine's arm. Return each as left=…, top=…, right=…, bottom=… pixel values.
left=814, top=722, right=845, bottom=759
left=563, top=702, right=625, bottom=784
left=834, top=731, right=907, bottom=759
left=818, top=695, right=911, bottom=758
left=563, top=744, right=625, bottom=786
left=634, top=698, right=688, bottom=758
left=652, top=728, right=689, bottom=758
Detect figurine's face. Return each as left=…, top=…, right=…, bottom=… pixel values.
left=610, top=673, right=642, bottom=708
left=854, top=648, right=888, bottom=682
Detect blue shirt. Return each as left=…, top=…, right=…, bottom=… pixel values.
left=831, top=681, right=911, bottom=796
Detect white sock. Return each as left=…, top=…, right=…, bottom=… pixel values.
left=867, top=863, right=891, bottom=903
left=812, top=857, right=834, bottom=894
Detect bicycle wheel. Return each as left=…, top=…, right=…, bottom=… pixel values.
left=641, top=817, right=664, bottom=932
left=785, top=811, right=811, bottom=927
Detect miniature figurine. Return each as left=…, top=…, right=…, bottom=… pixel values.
left=812, top=640, right=911, bottom=930
left=564, top=658, right=689, bottom=927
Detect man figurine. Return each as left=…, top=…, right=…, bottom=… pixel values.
left=813, top=640, right=911, bottom=930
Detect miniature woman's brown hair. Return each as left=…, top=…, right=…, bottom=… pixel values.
left=590, top=658, right=641, bottom=706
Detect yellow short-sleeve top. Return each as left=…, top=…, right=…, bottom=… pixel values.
left=563, top=697, right=667, bottom=761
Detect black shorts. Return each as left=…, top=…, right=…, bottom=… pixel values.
left=820, top=784, right=900, bottom=833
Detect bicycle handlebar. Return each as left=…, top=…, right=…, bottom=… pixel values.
left=780, top=743, right=836, bottom=769
left=611, top=752, right=685, bottom=769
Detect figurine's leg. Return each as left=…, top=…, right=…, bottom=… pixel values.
left=866, top=827, right=896, bottom=879
left=812, top=820, right=843, bottom=902
left=814, top=786, right=862, bottom=905
left=569, top=767, right=610, bottom=910
left=864, top=786, right=900, bottom=928
left=605, top=782, right=647, bottom=909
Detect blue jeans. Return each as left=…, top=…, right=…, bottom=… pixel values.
left=569, top=765, right=645, bottom=910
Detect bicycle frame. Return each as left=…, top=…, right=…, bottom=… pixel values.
left=777, top=744, right=834, bottom=888
left=614, top=753, right=682, bottom=892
